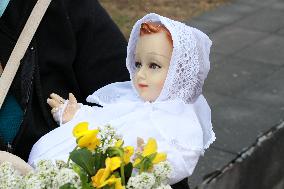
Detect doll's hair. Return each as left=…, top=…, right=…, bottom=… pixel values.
left=140, top=22, right=173, bottom=46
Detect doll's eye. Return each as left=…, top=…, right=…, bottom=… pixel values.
left=149, top=63, right=161, bottom=69
left=135, top=62, right=142, bottom=69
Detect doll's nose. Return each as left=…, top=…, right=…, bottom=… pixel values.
left=136, top=67, right=146, bottom=79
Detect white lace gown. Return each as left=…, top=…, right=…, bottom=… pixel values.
left=29, top=13, right=215, bottom=184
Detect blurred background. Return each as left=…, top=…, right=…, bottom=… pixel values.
left=99, top=0, right=228, bottom=38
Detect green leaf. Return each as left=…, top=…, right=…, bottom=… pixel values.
left=72, top=164, right=89, bottom=185
left=106, top=147, right=124, bottom=157
left=94, top=152, right=107, bottom=173
left=103, top=185, right=115, bottom=189
left=59, top=183, right=77, bottom=189
left=147, top=153, right=157, bottom=161
left=112, top=171, right=120, bottom=178
left=82, top=182, right=95, bottom=189
left=70, top=148, right=96, bottom=176
left=136, top=153, right=156, bottom=172
left=124, top=163, right=133, bottom=183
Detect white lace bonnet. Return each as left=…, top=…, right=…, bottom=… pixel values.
left=126, top=13, right=212, bottom=103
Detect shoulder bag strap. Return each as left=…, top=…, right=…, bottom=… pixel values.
left=0, top=0, right=52, bottom=108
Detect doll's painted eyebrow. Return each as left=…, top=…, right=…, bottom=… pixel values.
left=147, top=52, right=171, bottom=59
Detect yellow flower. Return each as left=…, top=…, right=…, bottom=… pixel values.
left=114, top=177, right=125, bottom=189
left=123, top=146, right=134, bottom=164
left=92, top=173, right=125, bottom=189
left=133, top=138, right=167, bottom=168
left=106, top=157, right=121, bottom=171
left=92, top=168, right=111, bottom=188
left=72, top=122, right=101, bottom=150
left=77, top=129, right=100, bottom=151
left=72, top=122, right=89, bottom=138
left=91, top=157, right=124, bottom=188
left=115, top=139, right=123, bottom=147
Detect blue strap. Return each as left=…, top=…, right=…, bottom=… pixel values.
left=0, top=0, right=10, bottom=17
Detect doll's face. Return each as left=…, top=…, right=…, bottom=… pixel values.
left=134, top=31, right=173, bottom=102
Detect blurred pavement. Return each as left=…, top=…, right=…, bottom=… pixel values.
left=185, top=0, right=284, bottom=187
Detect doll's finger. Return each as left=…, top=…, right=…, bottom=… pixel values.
left=47, top=98, right=61, bottom=108
left=63, top=105, right=79, bottom=123
left=50, top=93, right=65, bottom=104
left=51, top=107, right=59, bottom=114
left=69, top=93, right=77, bottom=104
left=137, top=137, right=145, bottom=147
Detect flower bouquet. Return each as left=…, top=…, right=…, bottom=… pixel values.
left=0, top=122, right=172, bottom=189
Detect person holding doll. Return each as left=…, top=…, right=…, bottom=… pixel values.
left=29, top=13, right=215, bottom=187
left=0, top=0, right=129, bottom=161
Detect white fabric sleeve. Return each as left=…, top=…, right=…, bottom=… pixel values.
left=59, top=103, right=103, bottom=128
left=28, top=104, right=103, bottom=166
left=158, top=140, right=202, bottom=185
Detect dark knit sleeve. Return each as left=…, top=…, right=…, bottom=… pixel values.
left=65, top=0, right=129, bottom=98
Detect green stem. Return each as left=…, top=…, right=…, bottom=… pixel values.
left=120, top=162, right=125, bottom=186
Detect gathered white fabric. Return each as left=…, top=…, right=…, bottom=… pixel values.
left=86, top=81, right=215, bottom=150
left=29, top=87, right=204, bottom=184
left=28, top=13, right=215, bottom=184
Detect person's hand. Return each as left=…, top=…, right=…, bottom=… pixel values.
left=47, top=93, right=80, bottom=123
left=0, top=151, right=33, bottom=175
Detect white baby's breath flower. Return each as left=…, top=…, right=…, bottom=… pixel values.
left=24, top=160, right=81, bottom=189
left=153, top=161, right=172, bottom=185
left=55, top=160, right=69, bottom=169
left=24, top=169, right=58, bottom=189
left=98, top=124, right=122, bottom=153
left=0, top=162, right=24, bottom=189
left=24, top=172, right=46, bottom=189
left=35, top=159, right=55, bottom=171
left=54, top=168, right=81, bottom=188
left=126, top=172, right=156, bottom=189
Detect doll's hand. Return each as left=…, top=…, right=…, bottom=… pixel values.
left=47, top=93, right=65, bottom=123
left=62, top=93, right=80, bottom=123
left=47, top=93, right=79, bottom=124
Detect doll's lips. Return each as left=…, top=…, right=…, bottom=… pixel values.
left=138, top=84, right=148, bottom=88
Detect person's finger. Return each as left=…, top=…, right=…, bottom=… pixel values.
left=69, top=93, right=77, bottom=104
left=50, top=93, right=65, bottom=104
left=47, top=98, right=61, bottom=108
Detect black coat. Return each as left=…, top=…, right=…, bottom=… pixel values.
left=0, top=0, right=129, bottom=160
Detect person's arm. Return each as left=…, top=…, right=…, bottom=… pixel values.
left=66, top=0, right=129, bottom=98
left=0, top=151, right=33, bottom=175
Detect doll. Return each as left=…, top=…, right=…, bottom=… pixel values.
left=28, top=13, right=215, bottom=185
